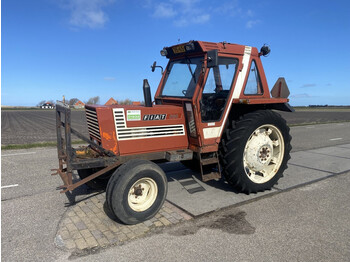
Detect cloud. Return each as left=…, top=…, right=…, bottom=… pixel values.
left=104, top=77, right=116, bottom=81
left=300, top=83, right=317, bottom=88
left=60, top=0, right=115, bottom=29
left=149, top=0, right=210, bottom=27
left=246, top=19, right=261, bottom=29
left=153, top=3, right=177, bottom=18
left=290, top=93, right=315, bottom=98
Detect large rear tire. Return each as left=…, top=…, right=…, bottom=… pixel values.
left=220, top=110, right=291, bottom=194
left=106, top=159, right=168, bottom=225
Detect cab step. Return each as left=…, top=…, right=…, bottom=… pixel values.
left=199, top=152, right=221, bottom=182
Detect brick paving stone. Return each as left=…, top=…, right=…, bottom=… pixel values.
left=116, top=232, right=128, bottom=242
left=121, top=227, right=131, bottom=234
left=97, top=237, right=109, bottom=247
left=96, top=223, right=109, bottom=232
left=168, top=217, right=179, bottom=224
left=71, top=231, right=83, bottom=240
left=171, top=212, right=183, bottom=220
left=126, top=232, right=136, bottom=239
left=65, top=239, right=76, bottom=250
left=162, top=212, right=172, bottom=219
left=85, top=222, right=97, bottom=230
left=91, top=198, right=100, bottom=204
left=143, top=220, right=153, bottom=227
left=56, top=193, right=194, bottom=252
left=91, top=230, right=104, bottom=240
left=66, top=223, right=78, bottom=233
left=80, top=229, right=93, bottom=239
left=96, top=202, right=103, bottom=209
left=91, top=206, right=101, bottom=214
left=85, top=236, right=99, bottom=248
left=73, top=206, right=82, bottom=213
left=96, top=212, right=106, bottom=220
left=81, top=206, right=91, bottom=213
left=109, top=224, right=119, bottom=233
left=76, top=211, right=87, bottom=218
left=75, top=221, right=87, bottom=230
left=103, top=231, right=115, bottom=241
left=154, top=221, right=163, bottom=227
left=67, top=211, right=76, bottom=217
left=71, top=216, right=81, bottom=224
left=75, top=238, right=88, bottom=250
left=163, top=207, right=172, bottom=213
left=159, top=217, right=171, bottom=226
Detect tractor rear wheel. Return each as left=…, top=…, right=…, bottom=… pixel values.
left=220, top=110, right=291, bottom=194
left=106, top=159, right=168, bottom=225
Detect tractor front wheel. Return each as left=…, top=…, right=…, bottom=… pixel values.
left=220, top=110, right=291, bottom=194
left=106, top=159, right=168, bottom=225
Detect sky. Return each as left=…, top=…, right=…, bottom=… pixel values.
left=2, top=0, right=350, bottom=106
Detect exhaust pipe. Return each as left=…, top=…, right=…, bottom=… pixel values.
left=143, top=79, right=152, bottom=107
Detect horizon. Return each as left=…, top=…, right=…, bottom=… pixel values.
left=2, top=0, right=350, bottom=107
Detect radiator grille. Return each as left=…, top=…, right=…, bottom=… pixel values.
left=113, top=108, right=185, bottom=141
left=85, top=108, right=101, bottom=140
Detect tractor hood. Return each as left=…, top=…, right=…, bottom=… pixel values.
left=85, top=104, right=188, bottom=155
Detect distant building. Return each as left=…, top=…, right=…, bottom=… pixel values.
left=105, top=98, right=118, bottom=106
left=40, top=102, right=54, bottom=109
left=132, top=101, right=141, bottom=106
left=74, top=100, right=85, bottom=109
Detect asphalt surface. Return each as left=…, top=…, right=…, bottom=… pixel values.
left=2, top=123, right=350, bottom=261
left=2, top=109, right=350, bottom=145
left=59, top=171, right=350, bottom=262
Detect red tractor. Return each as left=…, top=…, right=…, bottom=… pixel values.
left=53, top=40, right=292, bottom=224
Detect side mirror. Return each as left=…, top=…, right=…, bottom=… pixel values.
left=151, top=61, right=157, bottom=72
left=150, top=61, right=163, bottom=74
left=207, top=49, right=218, bottom=68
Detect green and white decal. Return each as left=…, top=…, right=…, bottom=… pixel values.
left=127, top=110, right=141, bottom=121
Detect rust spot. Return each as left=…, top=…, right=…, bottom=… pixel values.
left=102, top=132, right=112, bottom=140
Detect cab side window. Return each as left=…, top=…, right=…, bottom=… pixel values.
left=201, top=57, right=238, bottom=122
left=244, top=60, right=263, bottom=95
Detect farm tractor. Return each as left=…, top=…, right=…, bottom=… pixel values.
left=53, top=40, right=292, bottom=225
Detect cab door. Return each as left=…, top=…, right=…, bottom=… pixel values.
left=193, top=55, right=240, bottom=151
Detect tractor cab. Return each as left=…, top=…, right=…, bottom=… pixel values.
left=153, top=41, right=279, bottom=153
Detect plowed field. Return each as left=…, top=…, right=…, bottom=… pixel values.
left=2, top=109, right=350, bottom=145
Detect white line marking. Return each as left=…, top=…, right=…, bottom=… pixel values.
left=330, top=138, right=343, bottom=141
left=306, top=126, right=315, bottom=128
left=1, top=184, right=19, bottom=189
left=2, top=152, right=36, bottom=157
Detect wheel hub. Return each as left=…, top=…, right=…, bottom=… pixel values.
left=128, top=177, right=158, bottom=212
left=243, top=125, right=285, bottom=184
left=244, top=131, right=273, bottom=172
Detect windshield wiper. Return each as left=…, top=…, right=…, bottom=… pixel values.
left=185, top=56, right=196, bottom=84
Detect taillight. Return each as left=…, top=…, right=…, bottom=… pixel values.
left=185, top=103, right=197, bottom=138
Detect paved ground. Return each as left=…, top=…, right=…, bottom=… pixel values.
left=2, top=108, right=350, bottom=145
left=2, top=123, right=350, bottom=261
left=60, top=170, right=350, bottom=262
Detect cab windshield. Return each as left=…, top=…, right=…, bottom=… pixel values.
left=161, top=56, right=203, bottom=98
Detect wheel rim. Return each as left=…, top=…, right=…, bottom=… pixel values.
left=128, top=177, right=158, bottom=212
left=243, top=124, right=285, bottom=184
